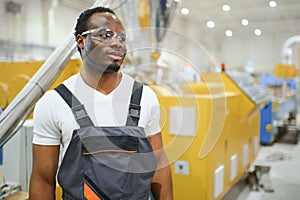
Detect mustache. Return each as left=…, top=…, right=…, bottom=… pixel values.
left=106, top=50, right=126, bottom=57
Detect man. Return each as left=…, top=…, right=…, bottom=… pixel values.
left=29, top=6, right=173, bottom=200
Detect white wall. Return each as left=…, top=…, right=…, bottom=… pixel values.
left=0, top=0, right=82, bottom=45
left=0, top=0, right=82, bottom=61
left=169, top=15, right=299, bottom=74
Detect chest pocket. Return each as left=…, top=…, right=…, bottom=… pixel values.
left=55, top=81, right=157, bottom=200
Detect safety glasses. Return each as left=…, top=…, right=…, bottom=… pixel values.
left=81, top=28, right=127, bottom=44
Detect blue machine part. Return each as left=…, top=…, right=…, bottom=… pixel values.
left=260, top=74, right=296, bottom=90
left=260, top=102, right=276, bottom=144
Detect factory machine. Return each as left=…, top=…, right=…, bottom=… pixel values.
left=147, top=69, right=268, bottom=200
left=259, top=75, right=297, bottom=145
left=259, top=35, right=300, bottom=145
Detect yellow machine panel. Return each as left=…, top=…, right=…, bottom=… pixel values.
left=0, top=59, right=82, bottom=110
left=152, top=71, right=260, bottom=200
left=274, top=63, right=298, bottom=78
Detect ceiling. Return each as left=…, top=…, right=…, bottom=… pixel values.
left=178, top=0, right=300, bottom=38
left=60, top=0, right=300, bottom=38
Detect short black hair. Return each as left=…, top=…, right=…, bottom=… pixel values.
left=74, top=6, right=116, bottom=53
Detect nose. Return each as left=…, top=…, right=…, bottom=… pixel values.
left=109, top=35, right=126, bottom=48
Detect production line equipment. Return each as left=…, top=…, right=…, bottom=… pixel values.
left=149, top=70, right=270, bottom=200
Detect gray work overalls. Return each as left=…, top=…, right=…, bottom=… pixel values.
left=54, top=81, right=157, bottom=200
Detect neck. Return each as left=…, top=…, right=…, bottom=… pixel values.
left=80, top=68, right=122, bottom=95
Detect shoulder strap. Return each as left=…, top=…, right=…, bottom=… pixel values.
left=126, top=81, right=143, bottom=126
left=55, top=84, right=94, bottom=128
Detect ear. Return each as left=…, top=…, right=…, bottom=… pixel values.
left=76, top=34, right=85, bottom=49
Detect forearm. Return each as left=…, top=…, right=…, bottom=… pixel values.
left=151, top=150, right=173, bottom=200
left=29, top=174, right=56, bottom=200
left=151, top=165, right=173, bottom=200
left=29, top=144, right=60, bottom=200
left=148, top=132, right=173, bottom=200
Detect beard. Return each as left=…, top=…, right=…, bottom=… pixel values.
left=102, top=63, right=121, bottom=73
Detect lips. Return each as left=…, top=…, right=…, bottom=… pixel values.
left=106, top=51, right=124, bottom=61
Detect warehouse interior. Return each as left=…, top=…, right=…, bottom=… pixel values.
left=0, top=0, right=300, bottom=199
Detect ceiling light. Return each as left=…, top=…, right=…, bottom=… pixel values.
left=181, top=8, right=190, bottom=15
left=269, top=1, right=277, bottom=8
left=241, top=19, right=249, bottom=26
left=222, top=4, right=231, bottom=12
left=206, top=20, right=215, bottom=28
left=225, top=29, right=233, bottom=37
left=255, top=28, right=262, bottom=36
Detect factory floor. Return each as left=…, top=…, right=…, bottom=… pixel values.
left=223, top=131, right=300, bottom=200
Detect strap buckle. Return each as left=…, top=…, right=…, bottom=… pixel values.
left=128, top=103, right=141, bottom=119
left=72, top=104, right=89, bottom=121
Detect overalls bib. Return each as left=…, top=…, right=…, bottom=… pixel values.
left=55, top=81, right=157, bottom=200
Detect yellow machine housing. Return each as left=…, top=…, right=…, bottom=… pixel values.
left=274, top=63, right=298, bottom=78
left=151, top=72, right=260, bottom=200
left=0, top=59, right=82, bottom=111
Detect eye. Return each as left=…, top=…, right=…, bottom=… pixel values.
left=93, top=29, right=110, bottom=38
left=118, top=33, right=127, bottom=42
left=104, top=30, right=114, bottom=39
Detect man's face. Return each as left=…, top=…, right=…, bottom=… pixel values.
left=78, top=12, right=127, bottom=74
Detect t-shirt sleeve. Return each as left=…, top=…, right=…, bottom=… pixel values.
left=142, top=86, right=161, bottom=137
left=32, top=91, right=62, bottom=145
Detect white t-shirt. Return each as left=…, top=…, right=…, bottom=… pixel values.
left=32, top=73, right=161, bottom=157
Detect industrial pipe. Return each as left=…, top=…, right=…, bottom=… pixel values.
left=281, top=35, right=300, bottom=65
left=0, top=33, right=76, bottom=147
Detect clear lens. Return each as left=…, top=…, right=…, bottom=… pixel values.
left=84, top=28, right=126, bottom=43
